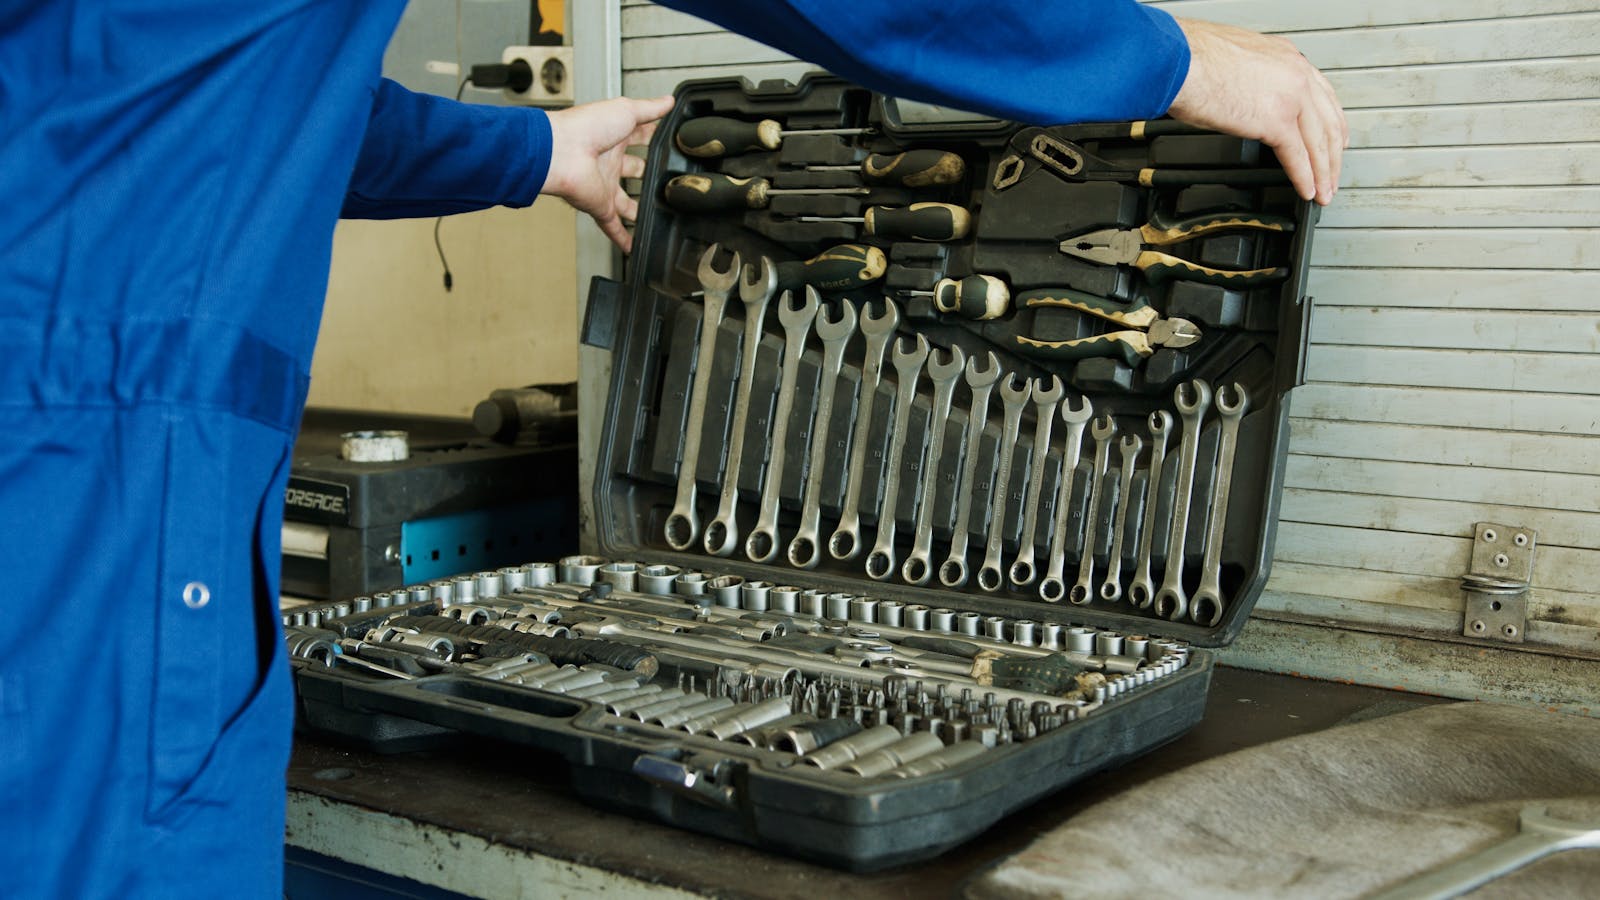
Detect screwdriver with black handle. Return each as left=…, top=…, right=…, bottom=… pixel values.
left=799, top=202, right=971, bottom=242
left=663, top=173, right=868, bottom=214
left=903, top=274, right=1009, bottom=319
left=806, top=150, right=967, bottom=187
left=675, top=116, right=874, bottom=158
left=689, top=245, right=887, bottom=296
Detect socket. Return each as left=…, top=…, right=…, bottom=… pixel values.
left=501, top=45, right=575, bottom=107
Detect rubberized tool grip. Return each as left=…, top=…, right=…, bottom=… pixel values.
left=1137, top=167, right=1290, bottom=188
left=864, top=202, right=971, bottom=241
left=775, top=244, right=887, bottom=292
left=861, top=150, right=966, bottom=186
left=663, top=174, right=769, bottom=213
left=674, top=116, right=781, bottom=158
left=1015, top=332, right=1152, bottom=365
left=1141, top=210, right=1296, bottom=245
left=1135, top=251, right=1287, bottom=287
left=933, top=275, right=1009, bottom=320
left=1018, top=289, right=1158, bottom=328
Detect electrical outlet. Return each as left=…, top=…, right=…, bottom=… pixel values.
left=501, top=45, right=575, bottom=107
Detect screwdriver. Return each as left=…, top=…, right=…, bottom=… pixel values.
left=806, top=150, right=967, bottom=187
left=904, top=274, right=1009, bottom=320
left=663, top=173, right=868, bottom=214
left=675, top=116, right=874, bottom=158
left=690, top=245, right=887, bottom=296
left=798, top=202, right=971, bottom=242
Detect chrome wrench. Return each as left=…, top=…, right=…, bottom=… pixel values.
left=936, top=352, right=1002, bottom=588
left=1008, top=376, right=1065, bottom=588
left=1127, top=410, right=1172, bottom=609
left=864, top=335, right=929, bottom=581
left=743, top=288, right=820, bottom=562
left=1099, top=433, right=1144, bottom=602
left=703, top=257, right=778, bottom=556
left=1037, top=395, right=1094, bottom=602
left=976, top=374, right=1033, bottom=592
left=1069, top=413, right=1117, bottom=605
left=1372, top=804, right=1600, bottom=900
left=787, top=298, right=859, bottom=568
left=901, top=345, right=967, bottom=585
left=1154, top=379, right=1213, bottom=621
left=665, top=244, right=741, bottom=551
left=829, top=297, right=901, bottom=561
left=1190, top=383, right=1248, bottom=626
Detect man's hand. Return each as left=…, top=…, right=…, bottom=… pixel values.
left=1168, top=18, right=1348, bottom=206
left=544, top=95, right=677, bottom=252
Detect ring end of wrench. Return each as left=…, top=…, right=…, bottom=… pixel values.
left=1098, top=579, right=1124, bottom=603
left=702, top=519, right=737, bottom=557
left=664, top=512, right=699, bottom=551
left=1067, top=581, right=1095, bottom=605
left=901, top=556, right=933, bottom=586
left=744, top=528, right=780, bottom=564
left=865, top=549, right=897, bottom=582
left=1008, top=559, right=1036, bottom=588
left=976, top=565, right=1005, bottom=593
left=787, top=534, right=822, bottom=570
left=1038, top=576, right=1066, bottom=603
left=828, top=527, right=862, bottom=562
left=937, top=558, right=969, bottom=589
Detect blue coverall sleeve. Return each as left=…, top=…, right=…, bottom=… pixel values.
left=342, top=78, right=554, bottom=219
left=657, top=0, right=1190, bottom=124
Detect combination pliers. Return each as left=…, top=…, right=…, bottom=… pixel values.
left=1060, top=210, right=1297, bottom=287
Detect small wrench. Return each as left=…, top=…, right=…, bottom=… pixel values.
left=1069, top=413, right=1117, bottom=604
left=1037, top=396, right=1094, bottom=602
left=936, top=352, right=1002, bottom=588
left=864, top=335, right=930, bottom=580
left=1190, top=383, right=1248, bottom=626
left=743, top=288, right=820, bottom=562
left=976, top=374, right=1033, bottom=592
left=829, top=298, right=901, bottom=561
left=703, top=257, right=778, bottom=556
left=1127, top=410, right=1173, bottom=609
left=1099, top=433, right=1144, bottom=601
left=1372, top=804, right=1600, bottom=900
left=1154, top=379, right=1213, bottom=621
left=902, top=345, right=967, bottom=585
left=787, top=299, right=859, bottom=568
left=1009, top=376, right=1065, bottom=588
left=665, top=244, right=741, bottom=551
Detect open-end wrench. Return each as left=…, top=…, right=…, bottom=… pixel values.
left=743, top=288, right=820, bottom=562
left=936, top=353, right=1002, bottom=588
left=976, top=374, right=1033, bottom=592
left=1099, top=433, right=1144, bottom=601
left=1127, top=410, right=1172, bottom=609
left=1009, top=377, right=1066, bottom=588
left=829, top=297, right=901, bottom=561
left=787, top=299, right=859, bottom=568
left=703, top=257, right=778, bottom=556
left=1037, top=396, right=1094, bottom=602
left=665, top=245, right=741, bottom=551
left=1154, top=379, right=1212, bottom=621
left=1069, top=413, right=1118, bottom=604
left=1371, top=804, right=1600, bottom=900
left=901, top=345, right=967, bottom=585
left=864, top=335, right=930, bottom=581
left=1190, top=383, right=1248, bottom=626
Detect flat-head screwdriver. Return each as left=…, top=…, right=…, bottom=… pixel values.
left=676, top=116, right=873, bottom=158
left=663, top=173, right=868, bottom=213
left=806, top=150, right=967, bottom=186
left=798, top=202, right=971, bottom=242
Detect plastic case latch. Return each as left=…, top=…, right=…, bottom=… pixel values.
left=581, top=275, right=623, bottom=350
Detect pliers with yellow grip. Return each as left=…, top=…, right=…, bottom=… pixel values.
left=1013, top=289, right=1202, bottom=366
left=1060, top=210, right=1296, bottom=288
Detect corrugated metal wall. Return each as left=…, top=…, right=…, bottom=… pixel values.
left=617, top=0, right=1600, bottom=694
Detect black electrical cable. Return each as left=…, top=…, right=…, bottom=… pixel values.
left=433, top=77, right=472, bottom=292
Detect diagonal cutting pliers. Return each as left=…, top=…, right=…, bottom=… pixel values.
left=1013, top=288, right=1202, bottom=365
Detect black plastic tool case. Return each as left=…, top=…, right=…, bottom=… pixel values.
left=291, top=72, right=1316, bottom=871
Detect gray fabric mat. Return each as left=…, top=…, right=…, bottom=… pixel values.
left=968, top=701, right=1600, bottom=899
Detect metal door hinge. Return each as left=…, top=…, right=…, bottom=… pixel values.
left=1461, top=522, right=1536, bottom=644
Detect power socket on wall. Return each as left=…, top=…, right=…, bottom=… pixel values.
left=502, top=45, right=575, bottom=107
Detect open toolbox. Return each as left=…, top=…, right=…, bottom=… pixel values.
left=287, top=73, right=1318, bottom=870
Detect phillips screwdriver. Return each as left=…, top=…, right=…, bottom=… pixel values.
left=903, top=274, right=1009, bottom=320
left=798, top=202, right=971, bottom=242
left=663, top=173, right=868, bottom=214
left=675, top=115, right=874, bottom=158
left=806, top=150, right=967, bottom=187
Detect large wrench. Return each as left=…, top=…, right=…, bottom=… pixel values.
left=665, top=245, right=741, bottom=551
left=1190, top=383, right=1248, bottom=626
left=1037, top=396, right=1094, bottom=602
left=702, top=257, right=778, bottom=556
left=1009, top=377, right=1065, bottom=588
left=1069, top=413, right=1117, bottom=604
left=936, top=353, right=1002, bottom=588
left=901, top=345, right=967, bottom=585
left=864, top=335, right=930, bottom=581
left=742, top=288, right=820, bottom=562
left=976, top=374, right=1033, bottom=592
left=1098, top=433, right=1144, bottom=601
left=1127, top=410, right=1172, bottom=609
left=787, top=299, right=859, bottom=568
left=1372, top=804, right=1600, bottom=900
left=829, top=298, right=901, bottom=561
left=1153, top=379, right=1213, bottom=621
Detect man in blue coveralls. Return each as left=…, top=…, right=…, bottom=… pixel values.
left=0, top=1, right=1341, bottom=895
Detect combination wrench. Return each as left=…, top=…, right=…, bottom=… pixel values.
left=1190, top=383, right=1248, bottom=626
left=1126, top=410, right=1173, bottom=609
left=665, top=244, right=741, bottom=551
left=1153, top=379, right=1213, bottom=621
left=976, top=374, right=1033, bottom=592
left=1069, top=413, right=1118, bottom=604
left=936, top=353, right=1002, bottom=588
left=1037, top=396, right=1094, bottom=602
left=901, top=345, right=968, bottom=585
left=743, top=287, right=820, bottom=562
left=829, top=298, right=901, bottom=561
left=1098, top=433, right=1144, bottom=601
left=1009, top=377, right=1065, bottom=588
left=702, top=257, right=778, bottom=556
left=864, top=335, right=930, bottom=581
left=787, top=300, right=859, bottom=568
